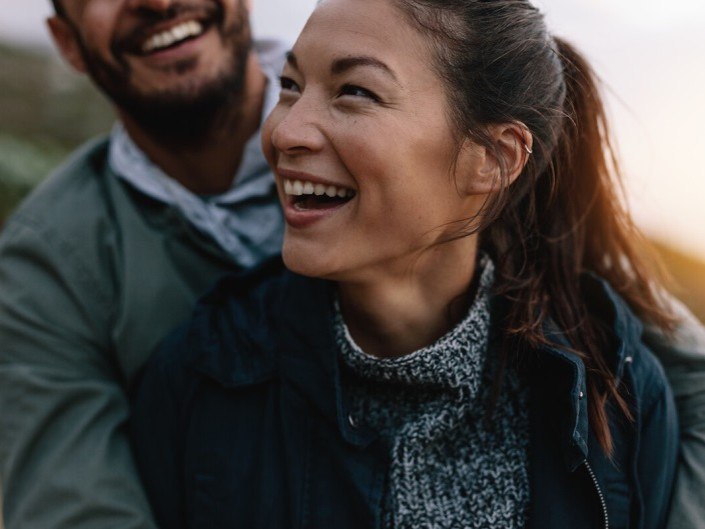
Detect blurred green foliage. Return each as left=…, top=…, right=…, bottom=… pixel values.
left=0, top=42, right=112, bottom=224
left=0, top=134, right=65, bottom=221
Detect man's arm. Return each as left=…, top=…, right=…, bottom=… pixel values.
left=0, top=218, right=157, bottom=529
left=643, top=296, right=705, bottom=529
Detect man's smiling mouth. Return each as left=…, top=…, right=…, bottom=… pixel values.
left=141, top=20, right=207, bottom=54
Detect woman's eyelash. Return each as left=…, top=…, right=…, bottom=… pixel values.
left=339, top=84, right=380, bottom=101
left=279, top=76, right=300, bottom=92
left=278, top=77, right=380, bottom=102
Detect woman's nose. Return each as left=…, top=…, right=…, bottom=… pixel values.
left=270, top=99, right=326, bottom=156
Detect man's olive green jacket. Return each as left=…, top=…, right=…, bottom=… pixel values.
left=0, top=139, right=241, bottom=528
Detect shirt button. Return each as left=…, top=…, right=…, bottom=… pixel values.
left=579, top=391, right=585, bottom=399
left=348, top=413, right=359, bottom=429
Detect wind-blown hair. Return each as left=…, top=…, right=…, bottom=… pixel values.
left=395, top=0, right=674, bottom=454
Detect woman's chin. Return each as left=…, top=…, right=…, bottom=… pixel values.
left=282, top=247, right=335, bottom=279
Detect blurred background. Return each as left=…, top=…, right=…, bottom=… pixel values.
left=0, top=0, right=703, bottom=322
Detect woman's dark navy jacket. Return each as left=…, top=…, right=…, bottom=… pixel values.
left=129, top=257, right=678, bottom=529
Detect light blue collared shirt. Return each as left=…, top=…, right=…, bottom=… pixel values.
left=108, top=40, right=286, bottom=268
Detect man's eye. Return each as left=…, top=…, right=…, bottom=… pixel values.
left=279, top=76, right=300, bottom=93
left=339, top=84, right=379, bottom=101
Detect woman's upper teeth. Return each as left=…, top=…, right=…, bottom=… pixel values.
left=284, top=179, right=355, bottom=198
left=142, top=21, right=204, bottom=53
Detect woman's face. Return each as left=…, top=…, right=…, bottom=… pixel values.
left=262, top=0, right=485, bottom=282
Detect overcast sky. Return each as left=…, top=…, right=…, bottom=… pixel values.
left=2, top=0, right=704, bottom=259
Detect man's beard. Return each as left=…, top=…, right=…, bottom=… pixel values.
left=76, top=1, right=252, bottom=148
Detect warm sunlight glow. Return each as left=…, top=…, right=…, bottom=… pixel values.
left=588, top=0, right=705, bottom=28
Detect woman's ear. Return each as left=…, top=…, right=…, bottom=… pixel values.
left=456, top=123, right=533, bottom=195
left=47, top=16, right=87, bottom=73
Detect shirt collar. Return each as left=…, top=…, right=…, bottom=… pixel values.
left=107, top=39, right=286, bottom=207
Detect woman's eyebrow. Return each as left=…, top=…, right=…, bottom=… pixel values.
left=331, top=56, right=400, bottom=84
left=285, top=51, right=299, bottom=69
left=286, top=51, right=401, bottom=85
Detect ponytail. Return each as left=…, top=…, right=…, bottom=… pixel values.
left=490, top=38, right=674, bottom=455
left=553, top=37, right=672, bottom=325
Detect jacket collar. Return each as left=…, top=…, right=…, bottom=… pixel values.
left=184, top=259, right=377, bottom=448
left=273, top=269, right=379, bottom=448
left=529, top=273, right=644, bottom=471
left=185, top=261, right=643, bottom=469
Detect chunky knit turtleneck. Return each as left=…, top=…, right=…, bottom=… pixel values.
left=335, top=258, right=530, bottom=529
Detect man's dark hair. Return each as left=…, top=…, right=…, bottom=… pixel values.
left=51, top=0, right=66, bottom=17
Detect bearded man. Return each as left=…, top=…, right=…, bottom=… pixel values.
left=0, top=0, right=285, bottom=527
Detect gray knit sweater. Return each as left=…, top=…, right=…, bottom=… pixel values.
left=335, top=258, right=530, bottom=529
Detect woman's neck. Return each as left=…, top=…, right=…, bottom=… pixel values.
left=338, top=239, right=479, bottom=358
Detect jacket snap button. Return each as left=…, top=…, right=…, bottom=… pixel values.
left=579, top=391, right=585, bottom=399
left=348, top=413, right=359, bottom=429
left=625, top=356, right=633, bottom=364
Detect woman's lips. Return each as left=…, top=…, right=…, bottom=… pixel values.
left=277, top=169, right=357, bottom=229
left=283, top=178, right=355, bottom=199
left=282, top=195, right=353, bottom=229
left=281, top=183, right=355, bottom=230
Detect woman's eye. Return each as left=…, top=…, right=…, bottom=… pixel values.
left=279, top=76, right=300, bottom=93
left=339, top=84, right=379, bottom=101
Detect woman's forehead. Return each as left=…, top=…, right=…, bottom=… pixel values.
left=292, top=0, right=431, bottom=71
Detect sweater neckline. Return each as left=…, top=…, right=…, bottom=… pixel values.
left=335, top=255, right=495, bottom=392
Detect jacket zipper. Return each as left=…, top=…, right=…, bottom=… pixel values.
left=583, top=460, right=609, bottom=529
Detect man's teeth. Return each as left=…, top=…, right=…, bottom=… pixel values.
left=142, top=21, right=204, bottom=53
left=283, top=179, right=355, bottom=199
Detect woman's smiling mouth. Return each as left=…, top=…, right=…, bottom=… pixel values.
left=283, top=178, right=356, bottom=211
left=279, top=171, right=357, bottom=228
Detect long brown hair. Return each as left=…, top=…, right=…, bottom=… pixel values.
left=396, top=0, right=674, bottom=454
